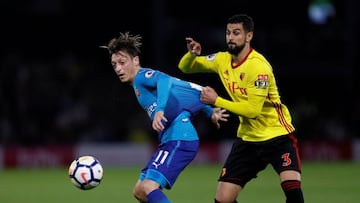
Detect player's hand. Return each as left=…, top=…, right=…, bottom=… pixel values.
left=200, top=86, right=218, bottom=105
left=185, top=37, right=201, bottom=56
left=152, top=111, right=168, bottom=132
left=211, top=108, right=229, bottom=129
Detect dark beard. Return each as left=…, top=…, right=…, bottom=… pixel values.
left=227, top=44, right=245, bottom=55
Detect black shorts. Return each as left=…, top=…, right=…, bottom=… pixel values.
left=218, top=134, right=302, bottom=188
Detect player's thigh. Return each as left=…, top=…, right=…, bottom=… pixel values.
left=270, top=134, right=302, bottom=174
left=146, top=140, right=199, bottom=189
left=220, top=139, right=268, bottom=187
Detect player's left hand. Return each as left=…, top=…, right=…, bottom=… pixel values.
left=200, top=86, right=218, bottom=105
left=211, top=108, right=229, bottom=129
left=152, top=111, right=168, bottom=132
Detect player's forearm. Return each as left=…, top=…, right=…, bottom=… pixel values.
left=201, top=105, right=214, bottom=118
left=156, top=75, right=173, bottom=112
left=214, top=97, right=262, bottom=118
left=178, top=52, right=198, bottom=73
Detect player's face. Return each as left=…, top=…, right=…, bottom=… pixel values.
left=226, top=23, right=250, bottom=55
left=111, top=51, right=139, bottom=84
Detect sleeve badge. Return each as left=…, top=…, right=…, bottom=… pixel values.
left=254, top=74, right=269, bottom=89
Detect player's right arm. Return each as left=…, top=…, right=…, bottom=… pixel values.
left=198, top=104, right=229, bottom=129
left=152, top=111, right=167, bottom=132
left=138, top=69, right=171, bottom=132
left=178, top=38, right=215, bottom=74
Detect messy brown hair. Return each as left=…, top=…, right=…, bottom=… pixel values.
left=100, top=31, right=142, bottom=57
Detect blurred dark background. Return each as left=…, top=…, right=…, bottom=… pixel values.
left=1, top=0, right=359, bottom=145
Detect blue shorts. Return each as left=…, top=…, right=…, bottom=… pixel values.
left=139, top=140, right=199, bottom=189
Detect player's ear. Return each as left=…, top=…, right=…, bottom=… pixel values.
left=246, top=31, right=253, bottom=42
left=133, top=55, right=140, bottom=65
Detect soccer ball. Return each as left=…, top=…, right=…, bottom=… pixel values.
left=68, top=155, right=104, bottom=190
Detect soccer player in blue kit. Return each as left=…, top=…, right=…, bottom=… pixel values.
left=101, top=32, right=229, bottom=203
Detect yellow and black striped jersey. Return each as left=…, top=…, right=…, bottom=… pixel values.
left=178, top=49, right=295, bottom=141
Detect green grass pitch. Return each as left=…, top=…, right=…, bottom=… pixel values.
left=0, top=161, right=358, bottom=203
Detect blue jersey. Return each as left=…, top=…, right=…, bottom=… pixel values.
left=133, top=68, right=213, bottom=143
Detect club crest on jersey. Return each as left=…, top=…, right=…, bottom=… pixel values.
left=206, top=53, right=216, bottom=61
left=254, top=74, right=269, bottom=89
left=240, top=72, right=245, bottom=81
left=145, top=70, right=155, bottom=78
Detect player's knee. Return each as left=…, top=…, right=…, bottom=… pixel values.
left=214, top=194, right=238, bottom=203
left=214, top=199, right=238, bottom=203
left=133, top=183, right=147, bottom=202
left=214, top=182, right=241, bottom=203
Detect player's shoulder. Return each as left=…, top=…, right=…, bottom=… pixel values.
left=138, top=67, right=159, bottom=78
left=248, top=49, right=269, bottom=63
left=248, top=49, right=272, bottom=68
left=204, top=51, right=231, bottom=62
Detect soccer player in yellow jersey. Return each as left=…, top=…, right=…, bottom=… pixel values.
left=178, top=14, right=304, bottom=203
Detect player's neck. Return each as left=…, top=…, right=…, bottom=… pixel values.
left=129, top=66, right=141, bottom=85
left=232, top=46, right=251, bottom=64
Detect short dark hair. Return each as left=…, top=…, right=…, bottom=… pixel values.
left=100, top=31, right=142, bottom=57
left=227, top=14, right=254, bottom=32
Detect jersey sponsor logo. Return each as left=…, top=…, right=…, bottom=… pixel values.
left=146, top=102, right=157, bottom=117
left=254, top=74, right=269, bottom=89
left=224, top=78, right=247, bottom=95
left=206, top=53, right=216, bottom=61
left=145, top=70, right=155, bottom=78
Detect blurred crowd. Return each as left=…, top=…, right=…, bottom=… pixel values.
left=0, top=46, right=357, bottom=145
left=0, top=0, right=358, bottom=145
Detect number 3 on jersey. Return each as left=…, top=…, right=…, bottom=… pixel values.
left=281, top=153, right=291, bottom=166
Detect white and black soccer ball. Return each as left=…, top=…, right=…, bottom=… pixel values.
left=68, top=155, right=103, bottom=190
